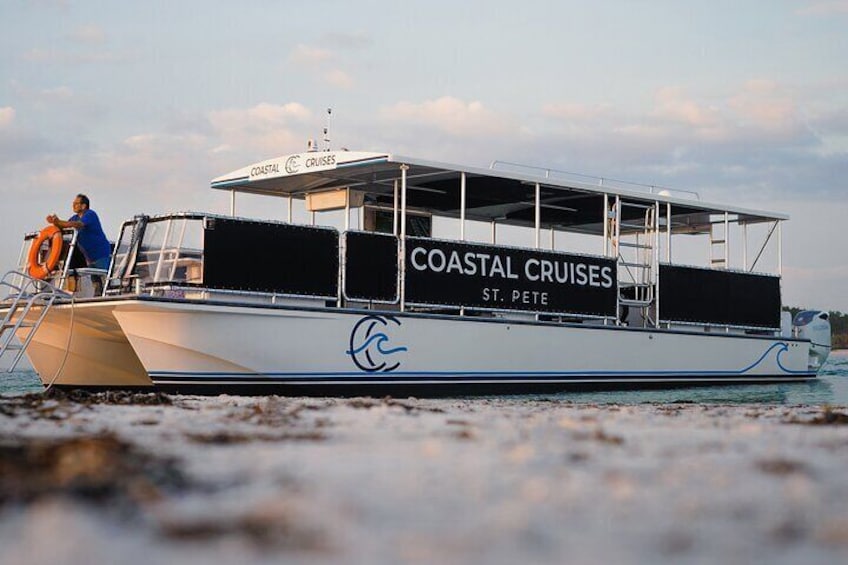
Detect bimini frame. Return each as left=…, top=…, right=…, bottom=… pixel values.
left=210, top=150, right=786, bottom=331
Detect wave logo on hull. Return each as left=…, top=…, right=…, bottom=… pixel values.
left=347, top=315, right=408, bottom=372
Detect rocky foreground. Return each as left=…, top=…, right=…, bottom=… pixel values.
left=1, top=391, right=848, bottom=564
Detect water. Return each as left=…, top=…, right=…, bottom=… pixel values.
left=1, top=369, right=45, bottom=396
left=3, top=350, right=848, bottom=403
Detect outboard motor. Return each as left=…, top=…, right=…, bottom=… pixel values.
left=793, top=310, right=832, bottom=370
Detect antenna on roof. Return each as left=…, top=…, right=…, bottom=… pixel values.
left=323, top=107, right=332, bottom=151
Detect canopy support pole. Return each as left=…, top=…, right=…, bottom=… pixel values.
left=399, top=165, right=408, bottom=312
left=393, top=179, right=399, bottom=236
left=666, top=203, right=671, bottom=262
left=534, top=182, right=541, bottom=249
left=460, top=172, right=467, bottom=241
left=603, top=194, right=610, bottom=256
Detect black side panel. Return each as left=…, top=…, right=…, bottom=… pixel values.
left=204, top=219, right=338, bottom=296
left=344, top=231, right=398, bottom=302
left=659, top=264, right=781, bottom=327
left=404, top=237, right=617, bottom=317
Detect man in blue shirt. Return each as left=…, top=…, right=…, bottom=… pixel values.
left=46, top=193, right=112, bottom=293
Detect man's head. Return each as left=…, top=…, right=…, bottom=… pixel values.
left=73, top=193, right=90, bottom=214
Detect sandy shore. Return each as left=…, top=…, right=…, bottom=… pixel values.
left=2, top=392, right=848, bottom=564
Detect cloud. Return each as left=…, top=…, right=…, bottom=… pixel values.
left=796, top=1, right=848, bottom=15
left=9, top=80, right=74, bottom=101
left=7, top=81, right=108, bottom=132
left=289, top=44, right=333, bottom=65
left=727, top=80, right=801, bottom=136
left=207, top=102, right=312, bottom=156
left=67, top=24, right=106, bottom=44
left=30, top=0, right=68, bottom=7
left=419, top=82, right=830, bottom=202
left=324, top=69, right=354, bottom=89
left=430, top=79, right=838, bottom=203
left=0, top=123, right=62, bottom=169
left=806, top=107, right=848, bottom=155
left=542, top=103, right=611, bottom=122
left=808, top=107, right=848, bottom=134
left=76, top=102, right=318, bottom=211
left=209, top=102, right=311, bottom=126
left=29, top=165, right=92, bottom=192
left=123, top=132, right=207, bottom=153
left=1, top=100, right=312, bottom=185
left=381, top=97, right=512, bottom=137
left=539, top=81, right=813, bottom=170
left=288, top=44, right=359, bottom=90
left=22, top=48, right=124, bottom=64
left=96, top=132, right=212, bottom=200
left=651, top=86, right=721, bottom=129
left=644, top=81, right=808, bottom=146
left=40, top=86, right=74, bottom=100
left=322, top=31, right=371, bottom=49
left=0, top=107, right=14, bottom=128
left=1, top=100, right=316, bottom=202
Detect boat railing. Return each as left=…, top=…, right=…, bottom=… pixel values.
left=106, top=214, right=204, bottom=295
left=96, top=212, right=782, bottom=334
left=0, top=270, right=70, bottom=372
left=13, top=228, right=85, bottom=296
left=489, top=160, right=701, bottom=200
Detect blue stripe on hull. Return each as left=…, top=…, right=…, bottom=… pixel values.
left=150, top=373, right=816, bottom=384
left=147, top=373, right=816, bottom=397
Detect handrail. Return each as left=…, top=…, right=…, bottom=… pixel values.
left=489, top=160, right=701, bottom=200
left=1, top=270, right=70, bottom=372
left=1, top=270, right=70, bottom=302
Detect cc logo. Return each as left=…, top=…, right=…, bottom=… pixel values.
left=285, top=155, right=301, bottom=174
left=346, top=315, right=408, bottom=372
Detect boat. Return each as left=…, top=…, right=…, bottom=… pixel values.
left=0, top=149, right=833, bottom=395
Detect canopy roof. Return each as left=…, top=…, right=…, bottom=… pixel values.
left=211, top=150, right=787, bottom=235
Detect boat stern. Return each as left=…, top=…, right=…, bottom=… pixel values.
left=793, top=310, right=832, bottom=371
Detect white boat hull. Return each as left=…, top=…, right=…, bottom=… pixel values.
left=1, top=149, right=826, bottom=396
left=13, top=301, right=151, bottom=388
left=103, top=299, right=815, bottom=395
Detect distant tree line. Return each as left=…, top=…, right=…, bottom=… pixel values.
left=785, top=307, right=848, bottom=349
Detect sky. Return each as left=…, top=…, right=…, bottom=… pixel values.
left=1, top=0, right=847, bottom=311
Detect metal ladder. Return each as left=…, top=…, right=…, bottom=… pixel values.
left=0, top=271, right=66, bottom=372
left=612, top=198, right=658, bottom=325
left=710, top=212, right=729, bottom=269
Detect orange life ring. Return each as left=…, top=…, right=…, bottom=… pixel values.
left=27, top=225, right=63, bottom=280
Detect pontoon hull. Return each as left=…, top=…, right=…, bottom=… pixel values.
left=102, top=299, right=815, bottom=395
left=10, top=302, right=151, bottom=389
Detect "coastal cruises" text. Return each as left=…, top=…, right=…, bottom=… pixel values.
left=409, top=246, right=613, bottom=288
